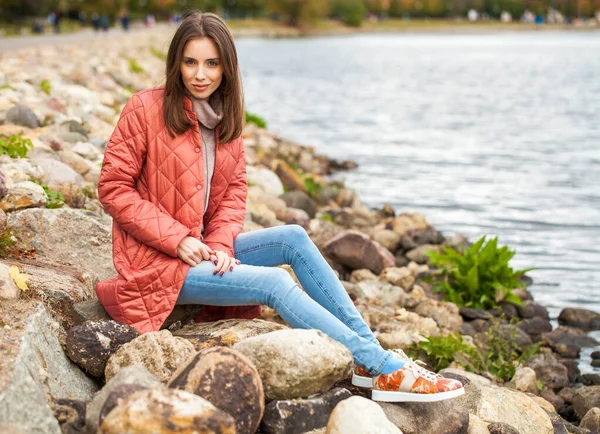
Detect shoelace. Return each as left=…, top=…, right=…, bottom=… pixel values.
left=405, top=358, right=441, bottom=382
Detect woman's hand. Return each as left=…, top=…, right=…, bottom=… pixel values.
left=209, top=250, right=241, bottom=276
left=177, top=236, right=215, bottom=267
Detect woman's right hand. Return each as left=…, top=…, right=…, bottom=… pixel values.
left=177, top=236, right=215, bottom=267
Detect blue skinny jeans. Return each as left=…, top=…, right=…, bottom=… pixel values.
left=176, top=224, right=392, bottom=375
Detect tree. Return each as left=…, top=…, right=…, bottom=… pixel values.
left=266, top=0, right=330, bottom=26
left=389, top=0, right=404, bottom=16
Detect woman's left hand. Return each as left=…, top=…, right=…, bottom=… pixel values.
left=209, top=250, right=241, bottom=276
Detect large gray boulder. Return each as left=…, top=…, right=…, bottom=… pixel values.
left=0, top=304, right=97, bottom=433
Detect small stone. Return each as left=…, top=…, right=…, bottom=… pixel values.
left=0, top=180, right=47, bottom=211
left=487, top=422, right=520, bottom=434
left=581, top=374, right=600, bottom=386
left=558, top=308, right=600, bottom=330
left=98, top=388, right=236, bottom=434
left=526, top=354, right=569, bottom=391
left=99, top=384, right=149, bottom=426
left=572, top=386, right=600, bottom=419
left=580, top=407, right=600, bottom=432
left=542, top=326, right=599, bottom=358
left=517, top=301, right=550, bottom=319
left=6, top=104, right=40, bottom=128
left=279, top=191, right=317, bottom=218
left=323, top=230, right=395, bottom=274
left=509, top=367, right=538, bottom=395
left=404, top=244, right=442, bottom=264
left=52, top=398, right=86, bottom=434
left=459, top=307, right=493, bottom=321
left=379, top=267, right=415, bottom=291
left=0, top=263, right=20, bottom=300
left=260, top=388, right=351, bottom=434
left=349, top=269, right=378, bottom=283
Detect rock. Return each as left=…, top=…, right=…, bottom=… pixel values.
left=560, top=359, right=581, bottom=383
left=526, top=354, right=569, bottom=391
left=8, top=207, right=115, bottom=280
left=60, top=150, right=94, bottom=176
left=558, top=308, right=600, bottom=330
left=580, top=407, right=600, bottom=432
left=487, top=422, right=519, bottom=434
left=508, top=367, right=538, bottom=395
left=592, top=351, right=600, bottom=359
left=326, top=396, right=402, bottom=434
left=517, top=317, right=553, bottom=336
left=261, top=387, right=351, bottom=434
left=542, top=327, right=599, bottom=358
left=559, top=387, right=576, bottom=404
left=233, top=329, right=353, bottom=401
left=372, top=230, right=402, bottom=253
left=405, top=244, right=442, bottom=264
left=437, top=368, right=492, bottom=387
left=379, top=267, right=415, bottom=291
left=512, top=287, right=534, bottom=301
left=546, top=411, right=579, bottom=434
left=517, top=301, right=550, bottom=319
left=414, top=299, right=463, bottom=332
left=249, top=203, right=284, bottom=227
left=274, top=159, right=306, bottom=192
left=498, top=302, right=519, bottom=320
left=98, top=388, right=236, bottom=434
left=0, top=180, right=47, bottom=211
left=168, top=347, right=264, bottom=434
left=98, top=384, right=150, bottom=427
left=379, top=396, right=469, bottom=434
left=0, top=263, right=20, bottom=299
left=284, top=208, right=311, bottom=228
left=468, top=414, right=490, bottom=433
left=104, top=330, right=196, bottom=383
left=52, top=398, right=86, bottom=434
left=397, top=226, right=444, bottom=252
left=72, top=142, right=101, bottom=160
left=581, top=374, right=600, bottom=386
left=34, top=158, right=86, bottom=207
left=280, top=191, right=317, bottom=218
left=307, top=218, right=343, bottom=250
left=6, top=104, right=40, bottom=128
left=323, top=230, right=395, bottom=274
left=349, top=269, right=378, bottom=283
left=573, top=386, right=600, bottom=419
left=173, top=318, right=288, bottom=351
left=460, top=308, right=493, bottom=321
left=85, top=365, right=163, bottom=434
left=376, top=309, right=440, bottom=350
left=0, top=304, right=97, bottom=434
left=463, top=383, right=554, bottom=434
left=65, top=320, right=139, bottom=378
left=495, top=324, right=533, bottom=350
left=391, top=212, right=430, bottom=237
left=540, top=387, right=565, bottom=411
left=591, top=359, right=600, bottom=368
left=246, top=165, right=285, bottom=197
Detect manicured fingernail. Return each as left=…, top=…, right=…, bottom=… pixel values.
left=213, top=260, right=217, bottom=265
left=219, top=271, right=224, bottom=276
left=229, top=266, right=233, bottom=271
left=213, top=270, right=217, bottom=275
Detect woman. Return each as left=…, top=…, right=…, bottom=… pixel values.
left=97, top=10, right=463, bottom=403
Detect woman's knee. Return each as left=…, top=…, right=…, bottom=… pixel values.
left=279, top=224, right=310, bottom=244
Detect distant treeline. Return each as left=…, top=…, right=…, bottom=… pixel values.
left=1, top=0, right=598, bottom=26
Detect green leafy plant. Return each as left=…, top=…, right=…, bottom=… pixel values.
left=150, top=47, right=167, bottom=61
left=409, top=320, right=541, bottom=382
left=0, top=135, right=33, bottom=158
left=40, top=79, right=51, bottom=95
left=425, top=236, right=532, bottom=310
left=128, top=59, right=144, bottom=74
left=318, top=213, right=335, bottom=223
left=81, top=185, right=97, bottom=200
left=301, top=174, right=323, bottom=198
left=0, top=227, right=17, bottom=258
left=408, top=332, right=478, bottom=372
left=32, top=180, right=65, bottom=209
left=245, top=111, right=267, bottom=128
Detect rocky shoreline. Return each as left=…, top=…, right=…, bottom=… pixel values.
left=1, top=25, right=600, bottom=434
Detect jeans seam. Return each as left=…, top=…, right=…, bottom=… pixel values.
left=236, top=241, right=360, bottom=334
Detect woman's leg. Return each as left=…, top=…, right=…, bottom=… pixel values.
left=233, top=225, right=380, bottom=346
left=177, top=260, right=391, bottom=375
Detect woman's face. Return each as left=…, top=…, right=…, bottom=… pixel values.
left=180, top=37, right=223, bottom=99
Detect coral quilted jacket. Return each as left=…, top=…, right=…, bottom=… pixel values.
left=96, top=88, right=261, bottom=333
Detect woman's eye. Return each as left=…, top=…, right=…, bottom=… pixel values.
left=185, top=59, right=195, bottom=65
left=208, top=61, right=219, bottom=67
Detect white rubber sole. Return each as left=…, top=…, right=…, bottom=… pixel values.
left=371, top=387, right=465, bottom=403
left=351, top=374, right=373, bottom=388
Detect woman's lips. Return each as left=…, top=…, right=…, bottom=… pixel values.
left=193, top=84, right=209, bottom=91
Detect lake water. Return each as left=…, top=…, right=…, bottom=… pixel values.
left=237, top=31, right=600, bottom=371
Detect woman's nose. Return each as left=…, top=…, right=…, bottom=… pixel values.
left=195, top=67, right=206, bottom=81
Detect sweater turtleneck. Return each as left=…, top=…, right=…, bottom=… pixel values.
left=191, top=91, right=223, bottom=216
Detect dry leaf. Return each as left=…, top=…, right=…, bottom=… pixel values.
left=8, top=265, right=29, bottom=290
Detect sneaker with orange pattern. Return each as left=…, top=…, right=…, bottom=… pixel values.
left=351, top=365, right=373, bottom=388
left=371, top=356, right=464, bottom=402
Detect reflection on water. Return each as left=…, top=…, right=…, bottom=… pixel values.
left=238, top=32, right=600, bottom=371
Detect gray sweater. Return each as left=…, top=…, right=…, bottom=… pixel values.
left=191, top=91, right=223, bottom=214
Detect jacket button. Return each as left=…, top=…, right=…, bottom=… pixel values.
left=195, top=148, right=200, bottom=153
left=196, top=184, right=202, bottom=190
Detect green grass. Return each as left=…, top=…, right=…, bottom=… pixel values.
left=245, top=111, right=268, bottom=128
left=0, top=135, right=33, bottom=158
left=128, top=59, right=145, bottom=74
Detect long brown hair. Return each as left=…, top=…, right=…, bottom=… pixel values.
left=163, top=10, right=244, bottom=144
